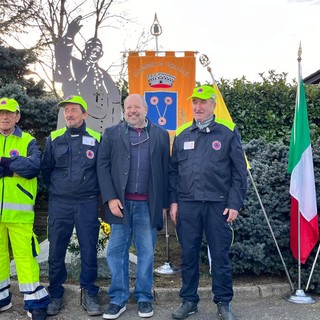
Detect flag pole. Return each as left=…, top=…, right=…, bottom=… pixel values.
left=297, top=45, right=302, bottom=292
left=306, top=242, right=320, bottom=290
left=199, top=53, right=294, bottom=291
left=286, top=43, right=315, bottom=304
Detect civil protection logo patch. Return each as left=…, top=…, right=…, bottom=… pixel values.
left=86, top=150, right=94, bottom=159
left=212, top=141, right=221, bottom=150
left=9, top=149, right=19, bottom=156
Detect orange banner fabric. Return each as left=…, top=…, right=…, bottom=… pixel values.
left=128, top=51, right=196, bottom=136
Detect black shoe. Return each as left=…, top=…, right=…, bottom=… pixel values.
left=103, top=303, right=126, bottom=319
left=46, top=298, right=64, bottom=316
left=27, top=309, right=47, bottom=320
left=81, top=288, right=102, bottom=316
left=217, top=302, right=237, bottom=320
left=138, top=301, right=154, bottom=318
left=172, top=301, right=198, bottom=319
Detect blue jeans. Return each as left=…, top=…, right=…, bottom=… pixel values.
left=107, top=200, right=157, bottom=306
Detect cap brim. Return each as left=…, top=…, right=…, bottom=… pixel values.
left=187, top=94, right=212, bottom=100
left=0, top=107, right=18, bottom=112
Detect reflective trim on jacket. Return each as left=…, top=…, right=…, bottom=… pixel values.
left=0, top=128, right=39, bottom=223
left=169, top=117, right=247, bottom=210
left=41, top=123, right=101, bottom=200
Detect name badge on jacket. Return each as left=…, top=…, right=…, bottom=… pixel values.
left=184, top=141, right=195, bottom=150
left=82, top=136, right=95, bottom=146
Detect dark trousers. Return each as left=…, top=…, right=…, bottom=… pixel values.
left=176, top=201, right=233, bottom=304
left=47, top=198, right=100, bottom=299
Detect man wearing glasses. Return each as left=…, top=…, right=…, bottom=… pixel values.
left=97, top=94, right=170, bottom=319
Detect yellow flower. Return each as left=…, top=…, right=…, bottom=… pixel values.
left=68, top=218, right=110, bottom=256
left=100, top=220, right=111, bottom=237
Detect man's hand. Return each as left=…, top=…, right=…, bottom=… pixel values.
left=67, top=15, right=83, bottom=37
left=170, top=203, right=178, bottom=225
left=223, top=208, right=238, bottom=223
left=108, top=199, right=124, bottom=217
left=163, top=208, right=169, bottom=219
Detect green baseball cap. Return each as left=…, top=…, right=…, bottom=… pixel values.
left=188, top=85, right=216, bottom=101
left=0, top=98, right=20, bottom=112
left=58, top=95, right=88, bottom=111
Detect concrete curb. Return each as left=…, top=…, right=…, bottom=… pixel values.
left=5, top=280, right=319, bottom=320
left=9, top=280, right=291, bottom=304
left=153, top=283, right=291, bottom=303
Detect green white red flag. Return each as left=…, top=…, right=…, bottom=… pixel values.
left=288, top=62, right=318, bottom=264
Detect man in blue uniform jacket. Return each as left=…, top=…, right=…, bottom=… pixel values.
left=169, top=85, right=247, bottom=320
left=42, top=95, right=102, bottom=317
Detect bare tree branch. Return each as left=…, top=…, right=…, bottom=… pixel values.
left=0, top=0, right=151, bottom=95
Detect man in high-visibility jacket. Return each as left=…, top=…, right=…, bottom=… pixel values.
left=0, top=98, right=50, bottom=320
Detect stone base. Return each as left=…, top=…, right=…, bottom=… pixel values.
left=10, top=239, right=137, bottom=279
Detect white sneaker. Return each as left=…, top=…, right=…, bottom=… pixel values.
left=0, top=302, right=12, bottom=312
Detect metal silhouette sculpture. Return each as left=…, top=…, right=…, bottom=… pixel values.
left=54, top=16, right=121, bottom=134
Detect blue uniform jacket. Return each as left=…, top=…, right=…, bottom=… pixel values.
left=0, top=126, right=41, bottom=179
left=169, top=117, right=247, bottom=211
left=41, top=123, right=100, bottom=200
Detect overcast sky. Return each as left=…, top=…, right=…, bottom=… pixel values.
left=94, top=0, right=320, bottom=83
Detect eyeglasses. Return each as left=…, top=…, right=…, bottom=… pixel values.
left=130, top=130, right=149, bottom=146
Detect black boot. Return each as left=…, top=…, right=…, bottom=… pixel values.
left=217, top=302, right=237, bottom=320
left=81, top=288, right=102, bottom=316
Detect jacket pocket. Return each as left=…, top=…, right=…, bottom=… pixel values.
left=177, top=150, right=188, bottom=162
left=55, top=144, right=69, bottom=168
left=16, top=183, right=34, bottom=200
left=31, top=233, right=40, bottom=257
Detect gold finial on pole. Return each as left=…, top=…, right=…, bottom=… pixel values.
left=199, top=54, right=215, bottom=83
left=150, top=13, right=162, bottom=54
left=199, top=54, right=212, bottom=73
left=298, top=41, right=302, bottom=63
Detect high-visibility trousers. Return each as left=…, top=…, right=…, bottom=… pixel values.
left=0, top=222, right=50, bottom=310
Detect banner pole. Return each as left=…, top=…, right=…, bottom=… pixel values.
left=150, top=13, right=162, bottom=54
left=247, top=169, right=294, bottom=291
left=154, top=210, right=179, bottom=275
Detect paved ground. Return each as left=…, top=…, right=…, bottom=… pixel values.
left=2, top=280, right=320, bottom=320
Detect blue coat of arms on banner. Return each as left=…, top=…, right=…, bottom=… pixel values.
left=145, top=91, right=177, bottom=131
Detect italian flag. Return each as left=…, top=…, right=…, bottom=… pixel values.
left=288, top=63, right=319, bottom=264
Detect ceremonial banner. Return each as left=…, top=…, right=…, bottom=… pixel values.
left=128, top=51, right=196, bottom=136
left=213, top=83, right=232, bottom=122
